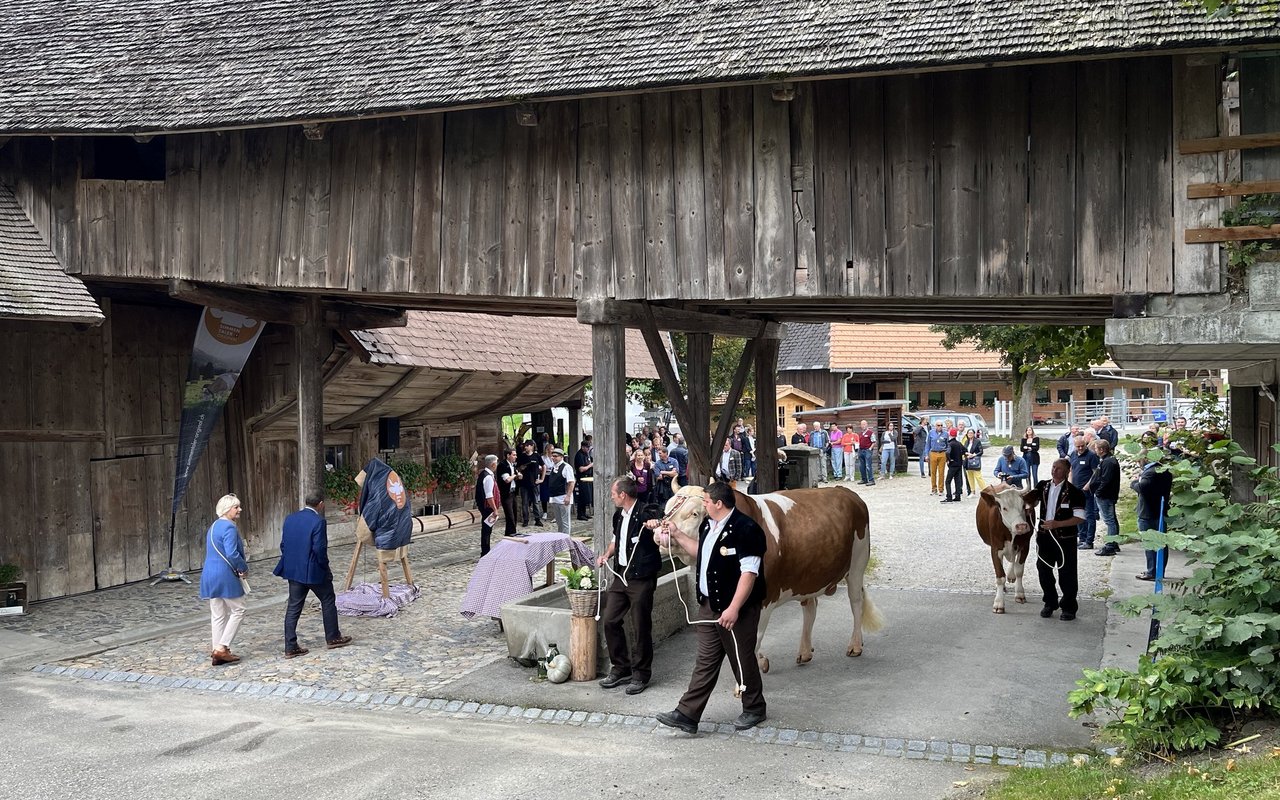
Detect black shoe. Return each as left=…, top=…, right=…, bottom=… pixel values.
left=940, top=498, right=955, bottom=504
left=656, top=709, right=698, bottom=734
left=598, top=670, right=632, bottom=689
left=624, top=679, right=649, bottom=695
left=1039, top=606, right=1056, bottom=618
left=733, top=711, right=767, bottom=731
left=1095, top=545, right=1120, bottom=556
left=577, top=516, right=590, bottom=521
left=1060, top=612, right=1076, bottom=621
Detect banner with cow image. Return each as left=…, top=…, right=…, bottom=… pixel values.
left=171, top=307, right=264, bottom=513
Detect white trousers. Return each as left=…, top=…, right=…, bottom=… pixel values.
left=209, top=597, right=247, bottom=650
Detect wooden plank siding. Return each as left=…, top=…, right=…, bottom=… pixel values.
left=9, top=57, right=1197, bottom=306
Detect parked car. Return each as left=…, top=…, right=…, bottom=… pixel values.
left=910, top=410, right=991, bottom=446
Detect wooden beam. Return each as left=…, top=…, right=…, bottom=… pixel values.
left=685, top=333, right=712, bottom=485
left=591, top=324, right=626, bottom=561
left=513, top=378, right=591, bottom=413
left=297, top=297, right=325, bottom=505
left=325, top=301, right=407, bottom=330
left=401, top=372, right=473, bottom=421
left=168, top=279, right=305, bottom=325
left=1179, top=132, right=1280, bottom=155
left=1184, top=225, right=1280, bottom=244
left=577, top=298, right=782, bottom=339
left=636, top=305, right=714, bottom=480
left=443, top=374, right=539, bottom=422
left=709, top=338, right=759, bottom=467
left=753, top=337, right=780, bottom=493
left=0, top=430, right=106, bottom=442
left=330, top=367, right=423, bottom=428
left=247, top=348, right=353, bottom=433
left=1187, top=179, right=1280, bottom=199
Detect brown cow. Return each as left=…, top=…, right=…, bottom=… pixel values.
left=662, top=482, right=883, bottom=673
left=976, top=483, right=1036, bottom=613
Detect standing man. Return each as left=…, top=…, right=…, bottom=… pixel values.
left=543, top=448, right=575, bottom=534
left=1032, top=458, right=1088, bottom=621
left=596, top=476, right=663, bottom=695
left=927, top=420, right=949, bottom=495
left=856, top=419, right=876, bottom=486
left=573, top=439, right=594, bottom=521
left=791, top=422, right=809, bottom=445
left=517, top=440, right=544, bottom=527
left=475, top=455, right=500, bottom=555
left=1057, top=424, right=1082, bottom=458
left=1098, top=416, right=1119, bottom=448
left=669, top=434, right=689, bottom=487
left=1068, top=435, right=1100, bottom=550
left=808, top=422, right=829, bottom=482
left=655, top=481, right=768, bottom=733
left=273, top=491, right=352, bottom=658
left=651, top=445, right=679, bottom=506
left=1089, top=439, right=1123, bottom=556
left=497, top=448, right=521, bottom=537
left=941, top=428, right=966, bottom=502
left=1133, top=453, right=1173, bottom=581
left=828, top=423, right=844, bottom=480
left=716, top=438, right=743, bottom=486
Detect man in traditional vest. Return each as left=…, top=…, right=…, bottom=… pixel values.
left=497, top=448, right=520, bottom=537
left=1032, top=457, right=1088, bottom=621
left=596, top=475, right=663, bottom=695
left=573, top=439, right=594, bottom=521
left=543, top=448, right=576, bottom=534
left=474, top=455, right=500, bottom=556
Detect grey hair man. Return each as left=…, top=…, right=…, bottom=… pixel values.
left=476, top=455, right=500, bottom=556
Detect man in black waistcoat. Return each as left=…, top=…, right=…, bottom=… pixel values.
left=496, top=448, right=520, bottom=537
left=516, top=441, right=544, bottom=526
left=595, top=475, right=663, bottom=695
left=1030, top=458, right=1088, bottom=621
left=474, top=455, right=500, bottom=556
left=573, top=440, right=594, bottom=521
left=656, top=482, right=768, bottom=734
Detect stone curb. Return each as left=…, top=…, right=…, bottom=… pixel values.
left=32, top=664, right=1092, bottom=769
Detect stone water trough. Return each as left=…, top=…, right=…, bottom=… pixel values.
left=501, top=567, right=696, bottom=669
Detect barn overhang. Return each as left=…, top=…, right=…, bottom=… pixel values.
left=0, top=183, right=103, bottom=325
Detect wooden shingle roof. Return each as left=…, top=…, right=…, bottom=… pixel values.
left=0, top=184, right=103, bottom=324
left=0, top=1, right=1275, bottom=134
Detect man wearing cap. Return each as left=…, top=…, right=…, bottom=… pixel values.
left=992, top=445, right=1030, bottom=488
left=544, top=447, right=576, bottom=534
left=941, top=428, right=966, bottom=502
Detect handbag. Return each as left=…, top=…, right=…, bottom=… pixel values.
left=208, top=525, right=251, bottom=595
left=965, top=454, right=982, bottom=471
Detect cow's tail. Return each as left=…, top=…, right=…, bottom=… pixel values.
left=861, top=593, right=885, bottom=634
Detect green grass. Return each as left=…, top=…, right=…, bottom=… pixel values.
left=985, top=756, right=1280, bottom=799
left=988, top=435, right=1015, bottom=448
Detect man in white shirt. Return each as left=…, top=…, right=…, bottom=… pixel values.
left=1032, top=458, right=1088, bottom=621
left=595, top=476, right=663, bottom=694
left=543, top=449, right=576, bottom=534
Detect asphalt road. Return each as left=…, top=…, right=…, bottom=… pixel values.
left=0, top=673, right=981, bottom=800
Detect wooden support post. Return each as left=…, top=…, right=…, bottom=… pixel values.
left=709, top=338, right=759, bottom=462
left=753, top=337, right=781, bottom=493
left=591, top=324, right=626, bottom=560
left=297, top=297, right=325, bottom=506
left=686, top=333, right=712, bottom=485
left=637, top=306, right=714, bottom=480
left=570, top=615, right=598, bottom=681
left=343, top=540, right=363, bottom=591
left=567, top=402, right=581, bottom=454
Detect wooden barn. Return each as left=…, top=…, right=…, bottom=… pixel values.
left=1, top=1, right=1278, bottom=592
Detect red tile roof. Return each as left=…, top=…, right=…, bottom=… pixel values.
left=351, top=311, right=661, bottom=379
left=829, top=324, right=1005, bottom=371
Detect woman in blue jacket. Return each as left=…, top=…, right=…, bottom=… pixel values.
left=200, top=494, right=249, bottom=666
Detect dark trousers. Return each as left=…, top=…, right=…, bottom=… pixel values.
left=501, top=491, right=517, bottom=536
left=284, top=579, right=341, bottom=650
left=945, top=465, right=963, bottom=500
left=1078, top=493, right=1098, bottom=546
left=857, top=449, right=874, bottom=484
left=520, top=484, right=542, bottom=525
left=1036, top=531, right=1079, bottom=614
left=576, top=479, right=593, bottom=520
left=602, top=573, right=657, bottom=681
left=677, top=601, right=766, bottom=723
left=963, top=466, right=972, bottom=494
left=480, top=514, right=494, bottom=556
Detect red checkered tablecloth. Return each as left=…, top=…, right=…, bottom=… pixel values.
left=459, top=532, right=596, bottom=620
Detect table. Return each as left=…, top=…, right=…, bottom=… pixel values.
left=459, top=532, right=596, bottom=620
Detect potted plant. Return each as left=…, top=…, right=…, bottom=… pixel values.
left=559, top=564, right=598, bottom=617
left=323, top=464, right=361, bottom=519
left=0, top=563, right=28, bottom=616
left=429, top=453, right=473, bottom=507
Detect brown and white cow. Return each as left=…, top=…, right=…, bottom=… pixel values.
left=661, top=482, right=883, bottom=673
left=976, top=483, right=1037, bottom=613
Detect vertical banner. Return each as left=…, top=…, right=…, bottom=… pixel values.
left=172, top=307, right=264, bottom=513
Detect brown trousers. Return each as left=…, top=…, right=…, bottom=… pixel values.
left=602, top=573, right=657, bottom=681
left=677, top=600, right=766, bottom=722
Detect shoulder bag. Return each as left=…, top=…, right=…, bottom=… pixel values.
left=209, top=525, right=251, bottom=595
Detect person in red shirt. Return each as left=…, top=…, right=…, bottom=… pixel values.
left=856, top=420, right=876, bottom=486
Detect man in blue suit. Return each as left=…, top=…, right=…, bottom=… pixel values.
left=273, top=491, right=352, bottom=658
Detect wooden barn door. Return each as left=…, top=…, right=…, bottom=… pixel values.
left=90, top=456, right=162, bottom=588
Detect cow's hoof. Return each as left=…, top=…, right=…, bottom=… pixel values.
left=846, top=646, right=862, bottom=658
left=1015, top=597, right=1027, bottom=604
left=758, top=656, right=771, bottom=674
left=796, top=652, right=813, bottom=665
left=993, top=607, right=1005, bottom=614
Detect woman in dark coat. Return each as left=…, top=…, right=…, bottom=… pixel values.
left=1020, top=426, right=1042, bottom=485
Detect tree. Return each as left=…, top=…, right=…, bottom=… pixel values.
left=930, top=325, right=1106, bottom=436
left=625, top=334, right=756, bottom=427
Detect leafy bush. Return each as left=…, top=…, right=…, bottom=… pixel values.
left=324, top=464, right=361, bottom=509
left=0, top=563, right=21, bottom=584
left=429, top=453, right=473, bottom=493
left=1068, top=410, right=1280, bottom=752
left=387, top=458, right=433, bottom=495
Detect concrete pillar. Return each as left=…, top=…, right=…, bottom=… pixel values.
left=591, top=324, right=626, bottom=557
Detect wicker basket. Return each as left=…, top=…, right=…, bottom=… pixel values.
left=566, top=587, right=598, bottom=618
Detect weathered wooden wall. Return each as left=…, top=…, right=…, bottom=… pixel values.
left=1, top=57, right=1195, bottom=306
left=0, top=304, right=228, bottom=600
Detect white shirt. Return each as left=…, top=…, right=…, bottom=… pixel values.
left=481, top=470, right=496, bottom=505
left=720, top=450, right=732, bottom=477
left=617, top=503, right=633, bottom=566
left=1044, top=480, right=1085, bottom=526
left=697, top=514, right=761, bottom=596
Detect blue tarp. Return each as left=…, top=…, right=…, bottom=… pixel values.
left=358, top=458, right=413, bottom=551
